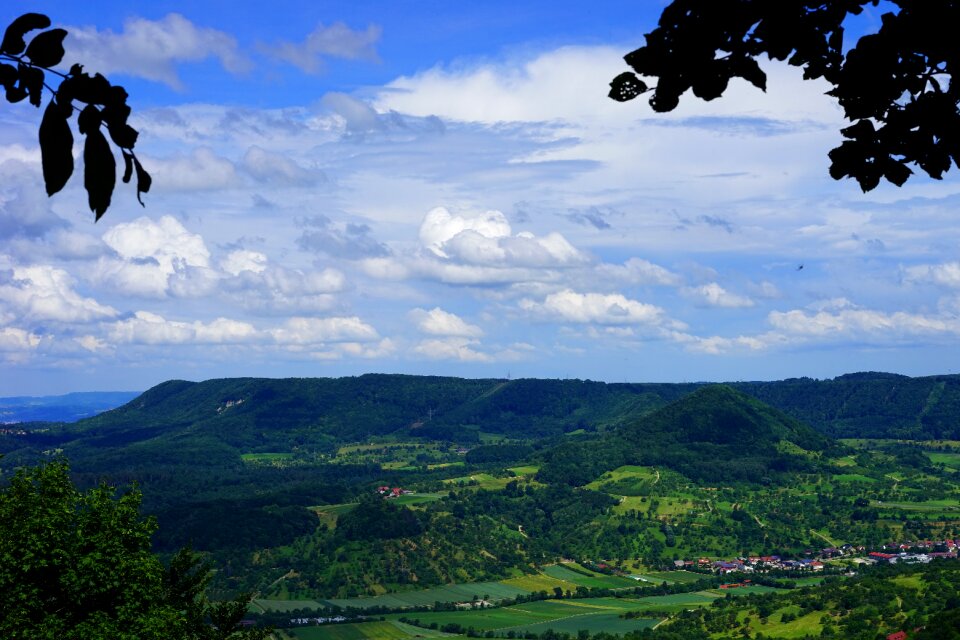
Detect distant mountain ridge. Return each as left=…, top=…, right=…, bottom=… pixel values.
left=537, top=384, right=835, bottom=485
left=35, top=371, right=960, bottom=444
left=0, top=391, right=140, bottom=424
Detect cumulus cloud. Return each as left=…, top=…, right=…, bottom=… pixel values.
left=596, top=258, right=682, bottom=287
left=410, top=307, right=483, bottom=337
left=220, top=250, right=268, bottom=276
left=296, top=216, right=388, bottom=259
left=520, top=290, right=673, bottom=326
left=413, top=337, right=491, bottom=362
left=96, top=216, right=213, bottom=298
left=0, top=326, right=41, bottom=352
left=322, top=92, right=383, bottom=133
left=262, top=22, right=381, bottom=73
left=222, top=265, right=345, bottom=314
left=242, top=146, right=324, bottom=186
left=904, top=262, right=960, bottom=288
left=420, top=207, right=585, bottom=267
left=109, top=311, right=257, bottom=345
left=768, top=307, right=960, bottom=338
left=270, top=316, right=379, bottom=345
left=0, top=182, right=69, bottom=243
left=0, top=265, right=117, bottom=323
left=144, top=148, right=239, bottom=191
left=683, top=283, right=755, bottom=308
left=64, top=14, right=250, bottom=90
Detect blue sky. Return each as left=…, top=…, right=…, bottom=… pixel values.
left=3, top=1, right=960, bottom=395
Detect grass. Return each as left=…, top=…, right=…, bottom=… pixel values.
left=501, top=573, right=572, bottom=593
left=831, top=473, right=877, bottom=484
left=385, top=597, right=665, bottom=636
left=241, top=452, right=294, bottom=462
left=287, top=620, right=454, bottom=639
left=643, top=570, right=703, bottom=584
left=541, top=564, right=636, bottom=590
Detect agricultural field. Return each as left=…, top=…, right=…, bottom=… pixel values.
left=381, top=597, right=667, bottom=637
left=541, top=564, right=638, bottom=590
left=282, top=620, right=456, bottom=639
left=240, top=452, right=295, bottom=464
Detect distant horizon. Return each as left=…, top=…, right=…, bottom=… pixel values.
left=4, top=3, right=960, bottom=398
left=6, top=367, right=957, bottom=399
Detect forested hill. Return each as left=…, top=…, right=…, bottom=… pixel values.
left=537, top=385, right=835, bottom=485
left=22, top=371, right=960, bottom=449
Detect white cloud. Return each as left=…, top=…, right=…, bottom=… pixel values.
left=683, top=282, right=755, bottom=308
left=97, top=216, right=213, bottom=298
left=144, top=148, right=239, bottom=191
left=0, top=327, right=41, bottom=352
left=64, top=14, right=250, bottom=90
left=905, top=262, right=960, bottom=288
left=768, top=307, right=960, bottom=338
left=223, top=265, right=345, bottom=314
left=263, top=22, right=381, bottom=73
left=109, top=311, right=257, bottom=345
left=421, top=207, right=583, bottom=267
left=410, top=307, right=483, bottom=337
left=270, top=316, right=379, bottom=345
left=220, top=250, right=268, bottom=276
left=242, top=146, right=324, bottom=185
left=375, top=46, right=839, bottom=125
left=520, top=290, right=673, bottom=326
left=0, top=265, right=117, bottom=323
left=596, top=258, right=682, bottom=287
left=413, top=337, right=491, bottom=362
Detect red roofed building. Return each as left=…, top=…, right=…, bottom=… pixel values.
left=886, top=631, right=907, bottom=640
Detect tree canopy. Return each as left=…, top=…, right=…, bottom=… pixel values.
left=610, top=1, right=960, bottom=191
left=1, top=12, right=150, bottom=220
left=0, top=460, right=267, bottom=639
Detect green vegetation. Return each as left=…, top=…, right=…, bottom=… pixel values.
left=4, top=373, right=960, bottom=637
left=0, top=460, right=266, bottom=639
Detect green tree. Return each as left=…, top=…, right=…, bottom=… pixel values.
left=610, top=1, right=960, bottom=192
left=0, top=460, right=268, bottom=640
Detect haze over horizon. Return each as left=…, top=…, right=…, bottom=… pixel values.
left=4, top=1, right=960, bottom=395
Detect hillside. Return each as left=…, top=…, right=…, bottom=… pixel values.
left=29, top=372, right=960, bottom=450
left=537, top=385, right=835, bottom=486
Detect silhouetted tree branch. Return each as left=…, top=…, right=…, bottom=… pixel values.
left=611, top=1, right=960, bottom=192
left=1, top=12, right=150, bottom=220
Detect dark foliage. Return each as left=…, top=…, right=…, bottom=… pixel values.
left=612, top=1, right=960, bottom=191
left=1, top=12, right=149, bottom=219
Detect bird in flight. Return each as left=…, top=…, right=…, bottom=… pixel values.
left=796, top=263, right=804, bottom=271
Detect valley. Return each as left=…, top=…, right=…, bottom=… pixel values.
left=1, top=373, right=959, bottom=639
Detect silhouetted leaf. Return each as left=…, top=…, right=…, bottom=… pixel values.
left=133, top=156, right=152, bottom=207
left=18, top=63, right=44, bottom=107
left=122, top=151, right=134, bottom=184
left=77, top=104, right=102, bottom=135
left=24, top=28, right=67, bottom=68
left=0, top=63, right=16, bottom=90
left=608, top=72, right=647, bottom=102
left=730, top=56, right=766, bottom=91
left=1, top=13, right=50, bottom=56
left=64, top=72, right=111, bottom=106
left=39, top=97, right=74, bottom=196
left=5, top=84, right=27, bottom=103
left=83, top=128, right=116, bottom=220
left=883, top=159, right=912, bottom=187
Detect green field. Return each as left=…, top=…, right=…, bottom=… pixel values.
left=541, top=564, right=644, bottom=590
left=385, top=597, right=665, bottom=636
left=240, top=452, right=294, bottom=463
left=322, top=582, right=530, bottom=610
left=287, top=620, right=455, bottom=639
left=929, top=451, right=960, bottom=470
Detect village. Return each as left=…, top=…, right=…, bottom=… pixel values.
left=664, top=538, right=960, bottom=576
